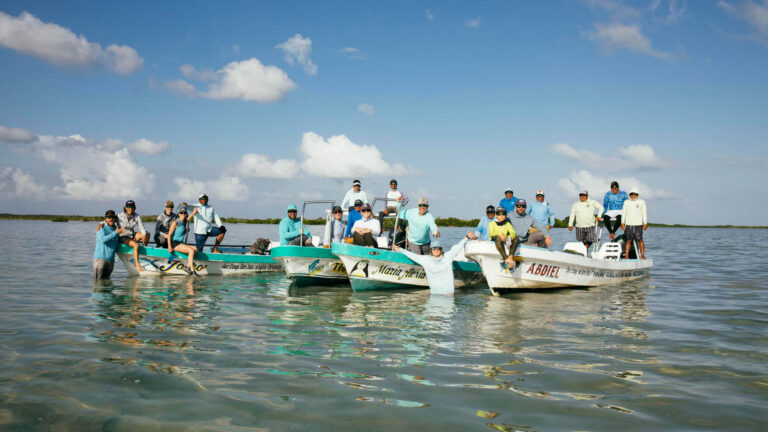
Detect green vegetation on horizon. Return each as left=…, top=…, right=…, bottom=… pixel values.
left=1, top=213, right=766, bottom=229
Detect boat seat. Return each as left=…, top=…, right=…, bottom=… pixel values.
left=562, top=242, right=587, bottom=257
left=593, top=242, right=622, bottom=260
left=376, top=236, right=389, bottom=248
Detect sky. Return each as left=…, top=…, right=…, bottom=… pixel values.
left=0, top=0, right=766, bottom=225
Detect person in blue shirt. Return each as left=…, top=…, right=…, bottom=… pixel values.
left=498, top=188, right=518, bottom=213
left=344, top=199, right=364, bottom=240
left=279, top=204, right=313, bottom=246
left=603, top=181, right=629, bottom=241
left=93, top=210, right=126, bottom=279
left=468, top=205, right=496, bottom=241
left=526, top=190, right=556, bottom=231
left=402, top=198, right=440, bottom=254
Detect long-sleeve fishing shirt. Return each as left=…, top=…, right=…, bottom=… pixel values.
left=192, top=204, right=222, bottom=235
left=403, top=208, right=438, bottom=245
left=399, top=238, right=468, bottom=295
left=279, top=216, right=311, bottom=245
left=526, top=200, right=555, bottom=227
left=94, top=223, right=119, bottom=261
left=568, top=200, right=604, bottom=228
left=622, top=198, right=648, bottom=226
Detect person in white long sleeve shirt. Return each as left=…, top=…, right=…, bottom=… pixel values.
left=189, top=193, right=226, bottom=253
left=568, top=189, right=604, bottom=253
left=392, top=235, right=471, bottom=296
left=351, top=204, right=380, bottom=247
left=340, top=179, right=369, bottom=210
left=621, top=187, right=648, bottom=259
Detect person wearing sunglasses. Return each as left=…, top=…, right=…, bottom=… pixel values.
left=117, top=200, right=149, bottom=273
left=526, top=190, right=555, bottom=232
left=189, top=193, right=227, bottom=253
left=154, top=200, right=176, bottom=248
left=93, top=210, right=127, bottom=280
left=568, top=189, right=604, bottom=254
left=378, top=179, right=409, bottom=229
left=509, top=199, right=552, bottom=248
left=166, top=208, right=198, bottom=274
left=323, top=205, right=346, bottom=244
left=343, top=199, right=364, bottom=241
left=279, top=204, right=313, bottom=246
left=467, top=205, right=496, bottom=241
left=401, top=198, right=440, bottom=254
left=351, top=204, right=381, bottom=247
left=498, top=188, right=518, bottom=214
left=340, top=179, right=369, bottom=211
left=621, top=188, right=648, bottom=259
left=603, top=181, right=629, bottom=241
left=488, top=207, right=519, bottom=268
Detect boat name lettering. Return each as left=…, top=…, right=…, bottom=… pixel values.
left=144, top=258, right=208, bottom=273
left=331, top=262, right=347, bottom=273
left=564, top=266, right=645, bottom=278
left=221, top=263, right=280, bottom=270
left=372, top=264, right=426, bottom=281
left=525, top=263, right=560, bottom=279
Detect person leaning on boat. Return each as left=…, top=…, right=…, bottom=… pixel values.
left=526, top=190, right=555, bottom=232
left=621, top=188, right=648, bottom=259
left=603, top=181, right=629, bottom=241
left=568, top=189, right=604, bottom=253
left=93, top=210, right=127, bottom=280
left=510, top=199, right=552, bottom=248
left=351, top=204, right=381, bottom=247
left=467, top=205, right=496, bottom=241
left=154, top=200, right=176, bottom=248
left=279, top=204, right=313, bottom=246
left=340, top=179, right=369, bottom=210
left=118, top=200, right=148, bottom=273
left=401, top=198, right=440, bottom=254
left=392, top=235, right=471, bottom=296
left=189, top=193, right=226, bottom=253
left=488, top=206, right=519, bottom=267
left=166, top=207, right=198, bottom=274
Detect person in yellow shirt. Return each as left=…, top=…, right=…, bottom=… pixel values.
left=488, top=207, right=519, bottom=267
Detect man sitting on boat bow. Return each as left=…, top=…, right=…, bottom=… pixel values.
left=509, top=199, right=552, bottom=248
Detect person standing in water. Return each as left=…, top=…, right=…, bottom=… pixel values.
left=392, top=235, right=471, bottom=295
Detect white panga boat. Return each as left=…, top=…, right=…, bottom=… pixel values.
left=331, top=242, right=485, bottom=291
left=117, top=244, right=283, bottom=276
left=463, top=240, right=653, bottom=296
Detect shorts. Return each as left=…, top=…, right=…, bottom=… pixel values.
left=624, top=225, right=643, bottom=241
left=195, top=227, right=224, bottom=250
left=171, top=240, right=183, bottom=248
left=407, top=242, right=431, bottom=255
left=93, top=259, right=114, bottom=280
left=575, top=226, right=597, bottom=243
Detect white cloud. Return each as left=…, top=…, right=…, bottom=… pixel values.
left=202, top=58, right=296, bottom=102
left=275, top=33, right=317, bottom=75
left=0, top=125, right=37, bottom=143
left=557, top=169, right=676, bottom=200
left=583, top=23, right=677, bottom=62
left=299, top=132, right=409, bottom=178
left=341, top=47, right=365, bottom=59
left=551, top=143, right=668, bottom=170
left=718, top=0, right=768, bottom=46
left=236, top=153, right=300, bottom=179
left=128, top=138, right=171, bottom=155
left=165, top=79, right=197, bottom=97
left=180, top=64, right=217, bottom=81
left=174, top=175, right=248, bottom=201
left=0, top=166, right=46, bottom=199
left=426, top=10, right=434, bottom=21
left=465, top=18, right=481, bottom=28
left=650, top=0, right=686, bottom=24
left=357, top=103, right=375, bottom=115
left=0, top=11, right=143, bottom=74
left=584, top=0, right=641, bottom=20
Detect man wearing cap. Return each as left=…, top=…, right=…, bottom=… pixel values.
left=279, top=204, right=313, bottom=246
left=378, top=179, right=409, bottom=226
left=621, top=188, right=648, bottom=259
left=526, top=190, right=555, bottom=232
left=467, top=205, right=497, bottom=241
left=323, top=206, right=346, bottom=244
left=401, top=198, right=440, bottom=254
left=603, top=181, right=629, bottom=241
left=117, top=200, right=149, bottom=273
left=351, top=204, right=381, bottom=247
left=488, top=207, right=519, bottom=267
left=392, top=234, right=472, bottom=295
left=189, top=193, right=226, bottom=253
left=344, top=199, right=364, bottom=240
left=340, top=179, right=369, bottom=211
left=510, top=199, right=552, bottom=248
left=93, top=210, right=127, bottom=279
left=568, top=190, right=604, bottom=254
left=499, top=188, right=519, bottom=214
left=154, top=200, right=176, bottom=248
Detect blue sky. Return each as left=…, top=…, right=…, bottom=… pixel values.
left=1, top=1, right=766, bottom=225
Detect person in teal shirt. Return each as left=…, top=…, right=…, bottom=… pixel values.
left=526, top=190, right=555, bottom=231
left=279, top=204, right=313, bottom=246
left=468, top=205, right=496, bottom=241
left=498, top=188, right=519, bottom=213
left=93, top=210, right=126, bottom=279
left=402, top=198, right=439, bottom=254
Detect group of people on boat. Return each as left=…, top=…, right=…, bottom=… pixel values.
left=93, top=193, right=229, bottom=279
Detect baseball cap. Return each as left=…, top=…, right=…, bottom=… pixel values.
left=104, top=210, right=116, bottom=218
left=579, top=189, right=588, bottom=196
left=629, top=187, right=639, bottom=195
left=286, top=204, right=298, bottom=212
left=332, top=206, right=343, bottom=213
left=199, top=193, right=208, bottom=200
left=430, top=238, right=442, bottom=250
left=360, top=204, right=372, bottom=211
left=124, top=200, right=136, bottom=208
left=352, top=179, right=361, bottom=186
left=177, top=208, right=188, bottom=214
left=354, top=199, right=363, bottom=207
left=418, top=198, right=429, bottom=206
left=165, top=200, right=174, bottom=208
left=390, top=179, right=397, bottom=184
left=504, top=188, right=513, bottom=194
left=496, top=206, right=507, bottom=214
left=485, top=205, right=495, bottom=213
left=610, top=181, right=619, bottom=188
left=516, top=199, right=527, bottom=207
left=536, top=190, right=544, bottom=196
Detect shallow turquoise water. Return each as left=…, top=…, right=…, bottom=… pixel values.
left=0, top=220, right=766, bottom=431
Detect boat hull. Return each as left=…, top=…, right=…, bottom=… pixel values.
left=331, top=243, right=485, bottom=292
left=270, top=246, right=348, bottom=285
left=463, top=241, right=652, bottom=296
left=116, top=244, right=282, bottom=276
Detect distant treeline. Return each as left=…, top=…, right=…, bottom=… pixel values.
left=1, top=213, right=766, bottom=229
